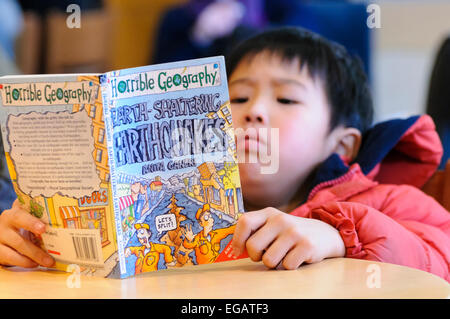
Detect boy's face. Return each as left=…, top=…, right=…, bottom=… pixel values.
left=229, top=51, right=337, bottom=210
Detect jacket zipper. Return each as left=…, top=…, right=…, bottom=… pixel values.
left=307, top=166, right=359, bottom=201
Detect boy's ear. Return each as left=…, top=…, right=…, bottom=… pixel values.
left=332, top=127, right=362, bottom=161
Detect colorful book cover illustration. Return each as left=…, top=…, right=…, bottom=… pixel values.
left=100, top=56, right=246, bottom=278
left=0, top=74, right=118, bottom=277
left=0, top=56, right=247, bottom=279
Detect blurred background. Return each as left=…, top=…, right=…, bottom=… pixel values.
left=0, top=0, right=449, bottom=166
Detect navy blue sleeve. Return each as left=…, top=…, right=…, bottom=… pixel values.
left=0, top=141, right=15, bottom=213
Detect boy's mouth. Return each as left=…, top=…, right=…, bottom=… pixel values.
left=234, top=127, right=270, bottom=155
left=243, top=130, right=265, bottom=152
left=245, top=135, right=258, bottom=142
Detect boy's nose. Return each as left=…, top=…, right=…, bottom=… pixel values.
left=244, top=103, right=268, bottom=125
left=245, top=114, right=264, bottom=123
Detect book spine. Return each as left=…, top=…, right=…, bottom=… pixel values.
left=100, top=74, right=127, bottom=278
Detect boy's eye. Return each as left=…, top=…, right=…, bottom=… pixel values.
left=231, top=97, right=248, bottom=104
left=277, top=98, right=298, bottom=105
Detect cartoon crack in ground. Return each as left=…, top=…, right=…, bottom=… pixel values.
left=181, top=204, right=235, bottom=264
left=125, top=223, right=176, bottom=274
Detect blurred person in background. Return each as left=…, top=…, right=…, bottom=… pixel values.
left=152, top=0, right=267, bottom=64
left=152, top=0, right=370, bottom=76
left=275, top=0, right=371, bottom=77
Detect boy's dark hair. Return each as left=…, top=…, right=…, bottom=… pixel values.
left=226, top=27, right=374, bottom=134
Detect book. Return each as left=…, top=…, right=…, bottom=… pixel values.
left=0, top=56, right=247, bottom=279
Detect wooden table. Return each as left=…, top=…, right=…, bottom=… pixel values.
left=0, top=258, right=449, bottom=299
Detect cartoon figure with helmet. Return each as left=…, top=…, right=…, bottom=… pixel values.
left=181, top=203, right=236, bottom=264
left=125, top=223, right=176, bottom=274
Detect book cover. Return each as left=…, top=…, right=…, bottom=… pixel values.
left=0, top=56, right=247, bottom=279
left=0, top=74, right=119, bottom=277
left=100, top=56, right=246, bottom=279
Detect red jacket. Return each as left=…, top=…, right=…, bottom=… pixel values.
left=290, top=115, right=450, bottom=282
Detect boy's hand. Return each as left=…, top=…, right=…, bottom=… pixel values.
left=231, top=207, right=345, bottom=270
left=0, top=199, right=54, bottom=268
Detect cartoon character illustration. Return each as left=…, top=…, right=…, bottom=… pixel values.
left=125, top=223, right=176, bottom=274
left=160, top=194, right=194, bottom=267
left=181, top=204, right=235, bottom=264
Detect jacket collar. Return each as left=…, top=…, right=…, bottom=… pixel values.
left=307, top=114, right=443, bottom=199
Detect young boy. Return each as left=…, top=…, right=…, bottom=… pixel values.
left=0, top=27, right=449, bottom=282
left=227, top=27, right=450, bottom=281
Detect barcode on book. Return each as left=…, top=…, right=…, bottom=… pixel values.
left=72, top=235, right=99, bottom=262
left=41, top=227, right=104, bottom=267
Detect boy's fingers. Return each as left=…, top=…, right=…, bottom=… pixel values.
left=1, top=229, right=54, bottom=267
left=261, top=236, right=294, bottom=269
left=11, top=198, right=22, bottom=209
left=0, top=244, right=39, bottom=268
left=281, top=244, right=308, bottom=270
left=245, top=225, right=279, bottom=262
left=231, top=209, right=272, bottom=256
left=6, top=208, right=46, bottom=235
